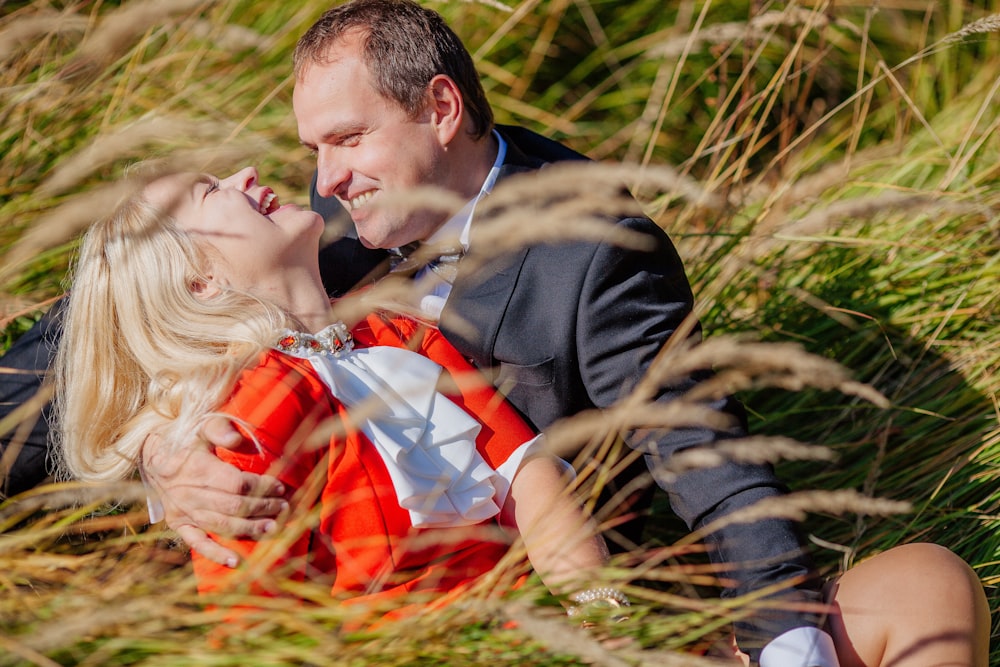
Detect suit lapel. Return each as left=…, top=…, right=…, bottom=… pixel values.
left=439, top=244, right=528, bottom=370
left=439, top=126, right=589, bottom=367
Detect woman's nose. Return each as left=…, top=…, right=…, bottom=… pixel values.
left=220, top=166, right=259, bottom=192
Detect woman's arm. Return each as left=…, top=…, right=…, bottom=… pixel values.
left=405, top=319, right=613, bottom=598
left=501, top=456, right=609, bottom=597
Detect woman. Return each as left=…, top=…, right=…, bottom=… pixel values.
left=54, top=168, right=992, bottom=666
left=55, top=167, right=615, bottom=614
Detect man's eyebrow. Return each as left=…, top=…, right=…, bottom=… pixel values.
left=301, top=123, right=366, bottom=148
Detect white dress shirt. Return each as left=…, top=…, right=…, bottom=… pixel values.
left=760, top=626, right=839, bottom=667
left=415, top=130, right=507, bottom=320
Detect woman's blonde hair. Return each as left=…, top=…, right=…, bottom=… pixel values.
left=54, top=177, right=296, bottom=483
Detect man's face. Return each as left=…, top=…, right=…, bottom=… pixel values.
left=293, top=33, right=448, bottom=250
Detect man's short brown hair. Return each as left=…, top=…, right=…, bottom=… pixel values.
left=294, top=0, right=494, bottom=139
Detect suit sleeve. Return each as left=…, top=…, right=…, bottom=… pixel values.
left=576, top=216, right=823, bottom=659
left=0, top=298, right=66, bottom=496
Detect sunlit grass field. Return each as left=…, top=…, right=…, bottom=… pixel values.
left=1, top=1, right=998, bottom=664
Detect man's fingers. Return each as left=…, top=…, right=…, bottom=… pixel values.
left=201, top=415, right=242, bottom=449
left=175, top=524, right=239, bottom=568
left=192, top=512, right=279, bottom=539
left=143, top=421, right=288, bottom=556
left=207, top=484, right=288, bottom=519
left=174, top=513, right=281, bottom=565
left=237, top=471, right=286, bottom=501
left=240, top=493, right=290, bottom=520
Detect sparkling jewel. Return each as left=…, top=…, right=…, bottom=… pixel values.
left=274, top=322, right=354, bottom=357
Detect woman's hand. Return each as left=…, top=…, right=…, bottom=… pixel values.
left=140, top=416, right=288, bottom=567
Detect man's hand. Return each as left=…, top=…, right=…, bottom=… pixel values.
left=141, top=416, right=288, bottom=567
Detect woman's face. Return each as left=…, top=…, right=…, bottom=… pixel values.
left=144, top=167, right=325, bottom=294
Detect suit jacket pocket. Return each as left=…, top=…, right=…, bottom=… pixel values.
left=494, top=358, right=559, bottom=431
left=496, top=358, right=554, bottom=388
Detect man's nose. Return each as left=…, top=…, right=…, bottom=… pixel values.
left=314, top=148, right=350, bottom=200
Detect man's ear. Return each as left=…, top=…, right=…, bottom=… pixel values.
left=427, top=74, right=464, bottom=146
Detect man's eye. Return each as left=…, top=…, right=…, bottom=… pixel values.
left=340, top=134, right=361, bottom=147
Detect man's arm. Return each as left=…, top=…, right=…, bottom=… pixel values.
left=0, top=300, right=64, bottom=497
left=0, top=299, right=287, bottom=563
left=576, top=216, right=824, bottom=660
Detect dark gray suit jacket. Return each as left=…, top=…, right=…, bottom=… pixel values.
left=311, top=125, right=823, bottom=658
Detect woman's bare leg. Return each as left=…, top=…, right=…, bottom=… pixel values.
left=826, top=542, right=990, bottom=667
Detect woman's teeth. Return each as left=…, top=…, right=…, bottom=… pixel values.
left=261, top=192, right=278, bottom=214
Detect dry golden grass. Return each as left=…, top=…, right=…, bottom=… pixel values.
left=1, top=0, right=999, bottom=664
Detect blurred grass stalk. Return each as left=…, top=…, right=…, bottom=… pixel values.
left=1, top=0, right=998, bottom=664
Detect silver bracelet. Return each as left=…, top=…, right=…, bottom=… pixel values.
left=566, top=587, right=631, bottom=619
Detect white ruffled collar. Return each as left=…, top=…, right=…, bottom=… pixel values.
left=273, top=330, right=533, bottom=527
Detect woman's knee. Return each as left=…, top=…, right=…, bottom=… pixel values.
left=829, top=542, right=989, bottom=667
left=875, top=543, right=982, bottom=600
left=841, top=543, right=984, bottom=617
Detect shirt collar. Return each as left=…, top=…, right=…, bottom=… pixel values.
left=424, top=129, right=507, bottom=253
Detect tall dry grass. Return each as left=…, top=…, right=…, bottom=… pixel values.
left=1, top=0, right=999, bottom=664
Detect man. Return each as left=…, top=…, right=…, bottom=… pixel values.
left=1, top=2, right=988, bottom=665
left=146, top=1, right=833, bottom=662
